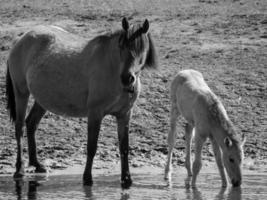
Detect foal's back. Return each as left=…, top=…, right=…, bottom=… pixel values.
left=171, top=69, right=217, bottom=128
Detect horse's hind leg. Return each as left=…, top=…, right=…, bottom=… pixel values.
left=83, top=110, right=103, bottom=186
left=210, top=136, right=227, bottom=187
left=26, top=101, right=46, bottom=173
left=14, top=92, right=29, bottom=178
left=164, top=104, right=179, bottom=180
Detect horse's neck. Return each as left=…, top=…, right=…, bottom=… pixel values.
left=209, top=97, right=235, bottom=149
left=212, top=120, right=237, bottom=150
left=84, top=34, right=120, bottom=66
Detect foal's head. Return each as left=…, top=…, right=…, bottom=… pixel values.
left=222, top=133, right=246, bottom=187
left=118, top=17, right=157, bottom=92
left=209, top=98, right=246, bottom=187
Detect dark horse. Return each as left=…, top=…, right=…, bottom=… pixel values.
left=6, top=18, right=157, bottom=188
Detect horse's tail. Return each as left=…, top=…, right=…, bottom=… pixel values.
left=6, top=60, right=16, bottom=122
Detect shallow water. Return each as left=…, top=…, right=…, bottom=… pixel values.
left=0, top=168, right=266, bottom=200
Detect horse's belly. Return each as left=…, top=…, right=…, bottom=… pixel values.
left=41, top=98, right=88, bottom=117
left=27, top=69, right=89, bottom=117
left=33, top=90, right=88, bottom=117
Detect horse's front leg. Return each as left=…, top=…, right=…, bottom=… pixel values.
left=191, top=133, right=206, bottom=188
left=83, top=112, right=103, bottom=186
left=184, top=123, right=194, bottom=187
left=116, top=110, right=132, bottom=189
left=210, top=137, right=227, bottom=187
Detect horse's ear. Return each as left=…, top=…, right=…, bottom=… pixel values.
left=122, top=17, right=129, bottom=31
left=142, top=19, right=149, bottom=33
left=224, top=137, right=233, bottom=148
left=241, top=134, right=246, bottom=147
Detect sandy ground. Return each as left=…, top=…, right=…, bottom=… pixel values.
left=0, top=0, right=266, bottom=175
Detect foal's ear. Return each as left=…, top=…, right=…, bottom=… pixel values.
left=224, top=137, right=233, bottom=148
left=142, top=19, right=149, bottom=33
left=122, top=17, right=129, bottom=31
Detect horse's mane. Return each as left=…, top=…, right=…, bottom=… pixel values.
left=208, top=93, right=240, bottom=144
left=91, top=24, right=157, bottom=69
left=88, top=30, right=122, bottom=45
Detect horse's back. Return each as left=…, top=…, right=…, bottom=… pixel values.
left=9, top=25, right=85, bottom=62
left=22, top=25, right=85, bottom=46
left=7, top=25, right=92, bottom=116
left=171, top=69, right=214, bottom=125
left=171, top=69, right=211, bottom=103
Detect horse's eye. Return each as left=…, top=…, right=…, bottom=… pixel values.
left=229, top=158, right=234, bottom=163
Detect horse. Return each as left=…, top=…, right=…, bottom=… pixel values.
left=6, top=17, right=157, bottom=188
left=164, top=69, right=245, bottom=188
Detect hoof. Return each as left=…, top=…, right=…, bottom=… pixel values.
left=14, top=171, right=25, bottom=179
left=184, top=176, right=192, bottom=187
left=121, top=178, right=132, bottom=189
left=191, top=183, right=197, bottom=189
left=164, top=171, right=171, bottom=181
left=83, top=179, right=93, bottom=186
left=35, top=164, right=47, bottom=173
left=164, top=167, right=172, bottom=180
left=221, top=182, right=227, bottom=188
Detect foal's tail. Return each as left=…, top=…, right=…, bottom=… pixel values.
left=6, top=61, right=16, bottom=122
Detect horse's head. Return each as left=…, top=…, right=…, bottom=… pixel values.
left=222, top=134, right=246, bottom=187
left=118, top=17, right=157, bottom=92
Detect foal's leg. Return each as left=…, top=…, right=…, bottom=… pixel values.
left=191, top=132, right=206, bottom=188
left=210, top=137, right=227, bottom=187
left=164, top=104, right=179, bottom=180
left=185, top=123, right=194, bottom=177
left=14, top=93, right=29, bottom=178
left=26, top=101, right=46, bottom=173
left=116, top=110, right=132, bottom=189
left=83, top=112, right=103, bottom=186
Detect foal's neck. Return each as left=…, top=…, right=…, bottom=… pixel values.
left=212, top=119, right=239, bottom=150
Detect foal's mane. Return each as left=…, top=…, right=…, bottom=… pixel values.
left=208, top=93, right=240, bottom=144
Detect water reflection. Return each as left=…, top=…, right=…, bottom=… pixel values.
left=15, top=180, right=40, bottom=200
left=83, top=185, right=95, bottom=200
left=15, top=180, right=24, bottom=200
left=227, top=187, right=241, bottom=200
left=14, top=178, right=131, bottom=200
left=0, top=172, right=264, bottom=200
left=83, top=183, right=130, bottom=200
left=214, top=187, right=227, bottom=200
left=184, top=186, right=241, bottom=200
left=120, top=191, right=130, bottom=200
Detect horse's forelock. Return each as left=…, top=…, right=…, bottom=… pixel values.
left=126, top=24, right=147, bottom=55
left=117, top=23, right=157, bottom=69
left=128, top=25, right=144, bottom=43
